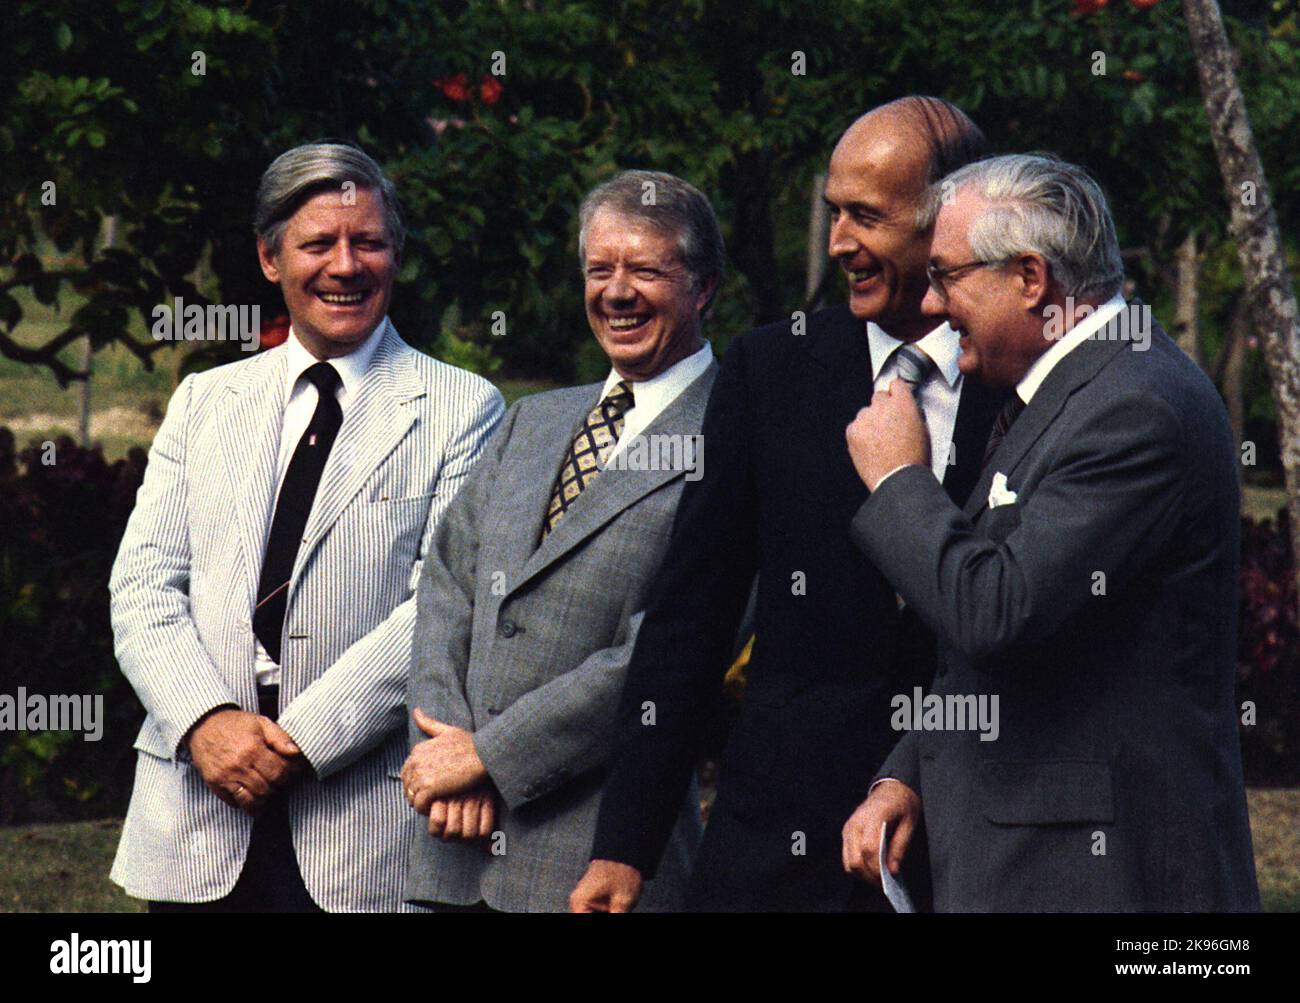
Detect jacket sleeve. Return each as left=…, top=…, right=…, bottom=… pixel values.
left=405, top=399, right=524, bottom=750
left=277, top=383, right=505, bottom=779
left=590, top=338, right=761, bottom=878
left=850, top=391, right=1185, bottom=665
left=108, top=374, right=241, bottom=759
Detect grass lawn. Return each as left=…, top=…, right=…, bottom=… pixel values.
left=2, top=788, right=1296, bottom=912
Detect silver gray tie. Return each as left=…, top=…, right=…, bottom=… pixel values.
left=892, top=343, right=937, bottom=397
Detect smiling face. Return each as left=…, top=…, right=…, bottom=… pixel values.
left=582, top=208, right=713, bottom=381
left=257, top=186, right=398, bottom=359
left=921, top=187, right=1047, bottom=388
left=824, top=113, right=935, bottom=342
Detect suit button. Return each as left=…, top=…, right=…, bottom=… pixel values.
left=499, top=620, right=517, bottom=638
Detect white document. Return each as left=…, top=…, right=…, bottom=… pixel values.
left=879, top=820, right=916, bottom=913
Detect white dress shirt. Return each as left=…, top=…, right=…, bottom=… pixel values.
left=869, top=321, right=964, bottom=483
left=1015, top=294, right=1127, bottom=405
left=254, top=318, right=387, bottom=686
left=601, top=341, right=714, bottom=464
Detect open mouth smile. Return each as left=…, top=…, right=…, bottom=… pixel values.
left=605, top=314, right=650, bottom=332
left=316, top=290, right=370, bottom=306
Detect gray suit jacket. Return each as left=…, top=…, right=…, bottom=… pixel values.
left=109, top=320, right=504, bottom=910
left=852, top=306, right=1259, bottom=912
left=403, top=363, right=715, bottom=911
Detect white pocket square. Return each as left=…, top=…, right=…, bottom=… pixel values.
left=988, top=472, right=1018, bottom=509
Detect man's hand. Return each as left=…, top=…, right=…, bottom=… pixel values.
left=400, top=707, right=488, bottom=808
left=845, top=378, right=930, bottom=491
left=841, top=778, right=922, bottom=884
left=424, top=785, right=497, bottom=841
left=569, top=860, right=644, bottom=913
left=186, top=708, right=304, bottom=815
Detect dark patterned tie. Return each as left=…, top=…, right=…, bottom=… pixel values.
left=891, top=343, right=937, bottom=397
left=981, top=393, right=1026, bottom=473
left=543, top=381, right=635, bottom=537
left=254, top=362, right=343, bottom=664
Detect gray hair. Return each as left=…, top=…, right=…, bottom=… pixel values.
left=254, top=142, right=405, bottom=257
left=937, top=153, right=1124, bottom=300
left=577, top=170, right=726, bottom=314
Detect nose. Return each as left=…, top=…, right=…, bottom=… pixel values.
left=603, top=267, right=636, bottom=305
left=328, top=238, right=362, bottom=277
left=920, top=283, right=946, bottom=318
left=827, top=213, right=857, bottom=260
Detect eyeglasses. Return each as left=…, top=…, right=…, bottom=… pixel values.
left=926, top=259, right=1008, bottom=303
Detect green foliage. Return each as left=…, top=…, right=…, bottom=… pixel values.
left=2, top=0, right=1297, bottom=389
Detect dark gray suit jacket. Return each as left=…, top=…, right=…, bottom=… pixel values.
left=852, top=305, right=1259, bottom=912
left=403, top=363, right=714, bottom=911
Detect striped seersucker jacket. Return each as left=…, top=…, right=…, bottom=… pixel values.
left=108, top=318, right=504, bottom=911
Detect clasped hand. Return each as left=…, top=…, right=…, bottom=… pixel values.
left=400, top=707, right=495, bottom=841
left=186, top=708, right=305, bottom=816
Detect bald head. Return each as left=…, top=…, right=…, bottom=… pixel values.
left=834, top=97, right=988, bottom=227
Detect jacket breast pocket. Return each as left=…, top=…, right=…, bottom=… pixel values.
left=350, top=495, right=431, bottom=552
left=979, top=760, right=1114, bottom=825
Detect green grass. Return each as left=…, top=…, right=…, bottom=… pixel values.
left=0, top=818, right=142, bottom=913
left=2, top=790, right=1296, bottom=912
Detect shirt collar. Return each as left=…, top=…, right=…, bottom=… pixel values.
left=284, top=316, right=387, bottom=401
left=866, top=320, right=963, bottom=389
left=1016, top=295, right=1127, bottom=405
left=600, top=341, right=713, bottom=410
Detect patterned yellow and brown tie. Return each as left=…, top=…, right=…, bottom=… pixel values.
left=543, top=381, right=635, bottom=537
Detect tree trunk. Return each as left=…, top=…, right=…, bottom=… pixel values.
left=1173, top=231, right=1202, bottom=366
left=1182, top=0, right=1300, bottom=607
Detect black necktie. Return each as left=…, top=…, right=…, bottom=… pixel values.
left=253, top=362, right=343, bottom=664
left=982, top=394, right=1026, bottom=472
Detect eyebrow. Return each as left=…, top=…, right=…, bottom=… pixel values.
left=300, top=229, right=386, bottom=242
left=822, top=197, right=885, bottom=217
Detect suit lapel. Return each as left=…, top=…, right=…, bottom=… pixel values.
left=963, top=305, right=1139, bottom=520
left=944, top=375, right=1006, bottom=508
left=802, top=304, right=876, bottom=427
left=219, top=349, right=289, bottom=609
left=494, top=385, right=599, bottom=582
left=510, top=362, right=719, bottom=594
left=291, top=321, right=423, bottom=586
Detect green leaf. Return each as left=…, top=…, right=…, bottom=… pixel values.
left=56, top=23, right=73, bottom=52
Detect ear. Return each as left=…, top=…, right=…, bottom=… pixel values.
left=257, top=239, right=281, bottom=284
left=1014, top=252, right=1051, bottom=310
left=694, top=274, right=719, bottom=316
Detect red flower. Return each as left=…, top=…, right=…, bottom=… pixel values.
left=1071, top=0, right=1108, bottom=15
left=259, top=313, right=290, bottom=350
left=480, top=74, right=503, bottom=105
left=1132, top=0, right=1160, bottom=9
left=434, top=73, right=470, bottom=103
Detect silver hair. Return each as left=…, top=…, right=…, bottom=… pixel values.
left=577, top=170, right=726, bottom=314
left=936, top=153, right=1124, bottom=300
left=254, top=142, right=405, bottom=257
